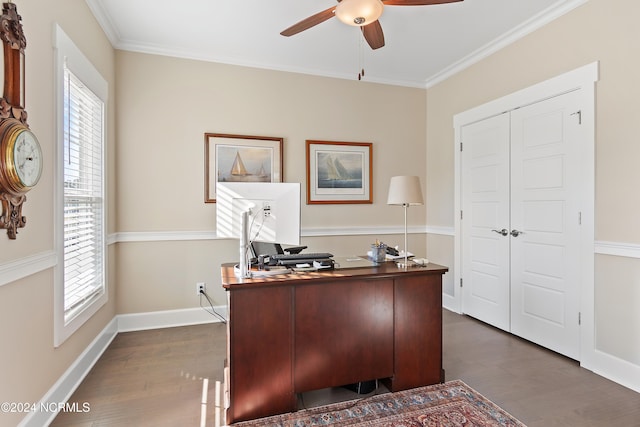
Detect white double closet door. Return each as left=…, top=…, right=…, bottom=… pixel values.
left=461, top=90, right=583, bottom=360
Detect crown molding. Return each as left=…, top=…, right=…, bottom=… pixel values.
left=424, top=0, right=589, bottom=88
left=84, top=0, right=122, bottom=46
left=85, top=0, right=588, bottom=89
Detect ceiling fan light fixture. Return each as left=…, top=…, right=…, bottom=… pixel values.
left=335, top=0, right=384, bottom=27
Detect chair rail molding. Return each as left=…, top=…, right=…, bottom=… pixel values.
left=0, top=250, right=56, bottom=287
left=594, top=240, right=640, bottom=259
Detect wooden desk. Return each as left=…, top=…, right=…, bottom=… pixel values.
left=221, top=262, right=448, bottom=424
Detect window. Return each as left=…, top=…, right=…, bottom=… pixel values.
left=54, top=25, right=108, bottom=346
left=62, top=67, right=105, bottom=319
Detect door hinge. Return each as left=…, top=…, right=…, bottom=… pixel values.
left=460, top=142, right=463, bottom=152
left=571, top=110, right=582, bottom=124
left=579, top=212, right=582, bottom=225
left=578, top=312, right=581, bottom=325
left=460, top=210, right=463, bottom=220
left=460, top=278, right=463, bottom=288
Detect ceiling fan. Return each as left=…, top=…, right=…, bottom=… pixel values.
left=280, top=0, right=463, bottom=50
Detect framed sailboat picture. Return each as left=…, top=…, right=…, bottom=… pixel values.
left=306, top=140, right=373, bottom=204
left=205, top=133, right=283, bottom=203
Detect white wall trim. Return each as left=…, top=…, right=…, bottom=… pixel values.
left=117, top=306, right=227, bottom=332
left=18, top=317, right=118, bottom=427
left=0, top=250, right=56, bottom=288
left=446, top=60, right=640, bottom=395
left=453, top=61, right=599, bottom=319
left=112, top=226, right=429, bottom=243
left=113, top=230, right=218, bottom=242
left=300, top=225, right=426, bottom=237
left=87, top=0, right=587, bottom=89
left=20, top=306, right=226, bottom=426
left=441, top=239, right=640, bottom=313
left=425, top=0, right=589, bottom=88
left=425, top=226, right=455, bottom=237
left=594, top=241, right=640, bottom=259
left=453, top=61, right=598, bottom=363
left=442, top=295, right=458, bottom=313
left=16, top=255, right=640, bottom=426
left=0, top=226, right=434, bottom=289
left=3, top=234, right=628, bottom=292
left=583, top=349, right=640, bottom=394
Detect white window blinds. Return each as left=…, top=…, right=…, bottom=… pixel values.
left=63, top=65, right=105, bottom=320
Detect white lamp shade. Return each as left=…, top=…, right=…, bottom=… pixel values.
left=387, top=176, right=424, bottom=206
left=335, top=0, right=384, bottom=27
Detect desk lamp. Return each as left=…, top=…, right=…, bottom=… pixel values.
left=387, top=175, right=424, bottom=268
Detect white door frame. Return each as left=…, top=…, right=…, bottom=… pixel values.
left=451, top=61, right=598, bottom=361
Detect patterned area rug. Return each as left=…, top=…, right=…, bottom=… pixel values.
left=233, top=380, right=526, bottom=426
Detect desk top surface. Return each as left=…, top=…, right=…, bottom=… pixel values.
left=221, top=260, right=448, bottom=289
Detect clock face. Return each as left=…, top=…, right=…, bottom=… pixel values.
left=12, top=128, right=42, bottom=187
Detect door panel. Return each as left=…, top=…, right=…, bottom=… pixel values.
left=510, top=90, right=582, bottom=360
left=461, top=90, right=583, bottom=360
left=461, top=113, right=510, bottom=331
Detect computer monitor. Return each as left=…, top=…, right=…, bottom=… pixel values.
left=217, top=182, right=301, bottom=277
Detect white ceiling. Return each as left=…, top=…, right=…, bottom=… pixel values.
left=85, top=0, right=584, bottom=88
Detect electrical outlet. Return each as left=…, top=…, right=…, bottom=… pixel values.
left=196, top=282, right=206, bottom=296
left=263, top=201, right=271, bottom=217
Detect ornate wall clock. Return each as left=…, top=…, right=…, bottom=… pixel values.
left=0, top=2, right=42, bottom=239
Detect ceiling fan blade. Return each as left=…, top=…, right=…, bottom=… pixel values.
left=280, top=7, right=337, bottom=37
left=361, top=20, right=385, bottom=50
left=382, top=0, right=463, bottom=5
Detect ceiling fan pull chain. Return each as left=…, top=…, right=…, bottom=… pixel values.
left=358, top=32, right=365, bottom=81
left=357, top=32, right=362, bottom=80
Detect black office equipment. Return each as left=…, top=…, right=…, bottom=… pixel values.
left=343, top=380, right=377, bottom=394
left=385, top=246, right=399, bottom=256
left=270, top=252, right=333, bottom=266
left=250, top=242, right=308, bottom=258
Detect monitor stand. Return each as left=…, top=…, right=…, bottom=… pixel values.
left=234, top=209, right=290, bottom=279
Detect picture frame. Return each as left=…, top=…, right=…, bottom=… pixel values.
left=306, top=140, right=373, bottom=204
left=205, top=133, right=283, bottom=203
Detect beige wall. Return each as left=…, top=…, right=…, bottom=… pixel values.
left=426, top=0, right=640, bottom=366
left=0, top=0, right=117, bottom=425
left=4, top=0, right=640, bottom=423
left=1, top=3, right=427, bottom=419
left=114, top=51, right=428, bottom=312
left=115, top=51, right=427, bottom=231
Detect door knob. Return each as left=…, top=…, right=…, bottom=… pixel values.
left=491, top=229, right=509, bottom=236
left=510, top=229, right=524, bottom=237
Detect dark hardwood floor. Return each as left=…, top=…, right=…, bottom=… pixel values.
left=51, top=322, right=228, bottom=427
left=51, top=309, right=640, bottom=426
left=443, top=310, right=640, bottom=427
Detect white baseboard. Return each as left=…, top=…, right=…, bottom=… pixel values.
left=582, top=349, right=640, bottom=394
left=117, top=306, right=227, bottom=332
left=20, top=306, right=227, bottom=426
left=18, top=317, right=118, bottom=427
left=20, top=291, right=640, bottom=426
left=442, top=293, right=460, bottom=313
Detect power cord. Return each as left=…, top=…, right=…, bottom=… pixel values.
left=199, top=289, right=227, bottom=324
